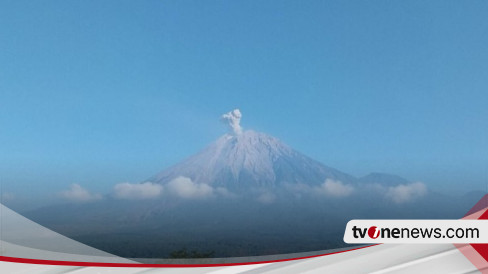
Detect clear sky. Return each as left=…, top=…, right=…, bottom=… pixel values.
left=1, top=1, right=487, bottom=205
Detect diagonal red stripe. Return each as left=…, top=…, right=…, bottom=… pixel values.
left=479, top=209, right=488, bottom=220
left=458, top=194, right=488, bottom=271
left=465, top=194, right=488, bottom=217
left=0, top=245, right=378, bottom=268
left=470, top=244, right=488, bottom=262
left=471, top=207, right=488, bottom=262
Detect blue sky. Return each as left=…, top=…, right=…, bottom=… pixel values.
left=1, top=1, right=487, bottom=204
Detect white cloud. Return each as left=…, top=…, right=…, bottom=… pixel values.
left=385, top=182, right=427, bottom=204
left=317, top=179, right=355, bottom=197
left=1, top=192, right=14, bottom=202
left=285, top=182, right=310, bottom=193
left=284, top=180, right=355, bottom=198
left=283, top=182, right=314, bottom=199
left=113, top=182, right=163, bottom=200
left=167, top=176, right=214, bottom=199
left=215, top=187, right=237, bottom=198
left=257, top=192, right=276, bottom=204
left=60, top=184, right=101, bottom=202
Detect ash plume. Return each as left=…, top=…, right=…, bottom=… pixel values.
left=221, top=109, right=243, bottom=135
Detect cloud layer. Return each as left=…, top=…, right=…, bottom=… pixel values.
left=57, top=178, right=426, bottom=205
left=167, top=176, right=214, bottom=199
left=1, top=192, right=14, bottom=202
left=60, top=184, right=101, bottom=202
left=113, top=182, right=163, bottom=200
left=285, top=178, right=427, bottom=204
left=385, top=182, right=427, bottom=204
left=221, top=109, right=243, bottom=135
left=318, top=179, right=355, bottom=197
left=257, top=192, right=276, bottom=204
left=284, top=180, right=355, bottom=198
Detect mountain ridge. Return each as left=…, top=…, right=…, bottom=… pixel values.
left=149, top=130, right=358, bottom=191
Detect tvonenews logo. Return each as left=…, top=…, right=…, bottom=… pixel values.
left=353, top=225, right=478, bottom=240
left=344, top=220, right=488, bottom=244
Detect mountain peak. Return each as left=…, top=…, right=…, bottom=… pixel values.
left=359, top=172, right=410, bottom=186
left=150, top=129, right=354, bottom=191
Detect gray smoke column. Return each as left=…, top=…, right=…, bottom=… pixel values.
left=221, top=109, right=243, bottom=135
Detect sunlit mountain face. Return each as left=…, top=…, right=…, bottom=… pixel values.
left=150, top=129, right=356, bottom=192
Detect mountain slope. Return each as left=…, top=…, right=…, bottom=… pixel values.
left=149, top=130, right=356, bottom=191
left=359, top=172, right=410, bottom=186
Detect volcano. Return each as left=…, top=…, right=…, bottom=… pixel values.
left=22, top=109, right=458, bottom=259
left=150, top=129, right=356, bottom=191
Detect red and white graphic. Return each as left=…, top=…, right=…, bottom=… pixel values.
left=368, top=226, right=380, bottom=239
left=0, top=195, right=488, bottom=273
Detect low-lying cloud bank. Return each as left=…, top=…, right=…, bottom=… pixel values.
left=113, top=182, right=163, bottom=200
left=59, top=177, right=234, bottom=203
left=58, top=178, right=427, bottom=204
left=257, top=192, right=276, bottom=204
left=60, top=184, right=102, bottom=202
left=166, top=176, right=234, bottom=199
left=284, top=179, right=355, bottom=199
left=317, top=179, right=355, bottom=197
left=1, top=192, right=15, bottom=202
left=285, top=179, right=427, bottom=204
left=385, top=182, right=427, bottom=204
left=167, top=176, right=214, bottom=199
